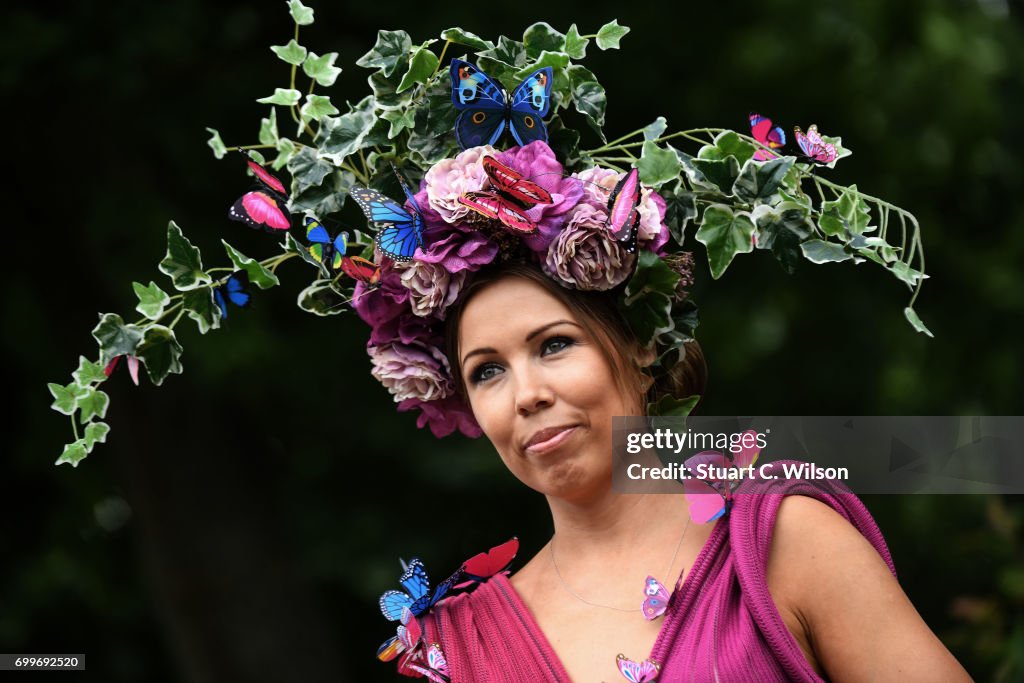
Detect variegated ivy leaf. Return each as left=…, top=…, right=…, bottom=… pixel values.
left=259, top=108, right=279, bottom=146
left=288, top=146, right=334, bottom=197
left=273, top=137, right=297, bottom=170
left=513, top=51, right=570, bottom=81
left=398, top=46, right=440, bottom=92
left=222, top=241, right=281, bottom=289
left=732, top=156, right=795, bottom=203
left=76, top=387, right=110, bottom=424
left=287, top=0, right=314, bottom=25
left=205, top=127, right=227, bottom=159
left=821, top=185, right=872, bottom=236
left=289, top=169, right=357, bottom=216
left=440, top=28, right=493, bottom=51
left=92, top=313, right=145, bottom=366
left=696, top=205, right=756, bottom=279
left=383, top=109, right=416, bottom=138
left=133, top=281, right=171, bottom=320
left=566, top=65, right=605, bottom=127
left=800, top=239, right=852, bottom=264
left=690, top=156, right=741, bottom=194
left=563, top=24, right=589, bottom=59
left=317, top=96, right=378, bottom=162
left=72, top=356, right=108, bottom=386
left=271, top=39, right=307, bottom=66
left=889, top=261, right=928, bottom=287
left=698, top=130, right=757, bottom=166
left=523, top=22, right=566, bottom=58
left=356, top=29, right=412, bottom=77
left=257, top=88, right=302, bottom=107
left=300, top=94, right=339, bottom=123
left=84, top=421, right=110, bottom=450
left=135, top=325, right=183, bottom=386
left=904, top=307, right=933, bottom=337
left=159, top=222, right=211, bottom=291
left=298, top=279, right=348, bottom=316
left=619, top=251, right=679, bottom=344
left=303, top=51, right=341, bottom=87
left=596, top=20, right=630, bottom=50
left=648, top=394, right=700, bottom=419
left=370, top=66, right=414, bottom=111
left=283, top=232, right=326, bottom=269
left=644, top=117, right=667, bottom=141
left=477, top=36, right=528, bottom=75
left=183, top=289, right=220, bottom=335
left=56, top=440, right=89, bottom=467
left=49, top=382, right=88, bottom=415
left=638, top=141, right=681, bottom=188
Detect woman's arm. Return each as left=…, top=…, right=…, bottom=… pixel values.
left=766, top=495, right=972, bottom=682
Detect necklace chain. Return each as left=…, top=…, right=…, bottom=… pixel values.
left=548, top=516, right=691, bottom=612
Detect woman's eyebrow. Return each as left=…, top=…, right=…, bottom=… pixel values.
left=461, top=320, right=582, bottom=366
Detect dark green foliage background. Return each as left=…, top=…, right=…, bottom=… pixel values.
left=4, top=0, right=1023, bottom=680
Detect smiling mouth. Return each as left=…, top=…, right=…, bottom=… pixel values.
left=524, top=426, right=579, bottom=455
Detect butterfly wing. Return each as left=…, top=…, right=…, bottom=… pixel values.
left=350, top=186, right=423, bottom=262
left=616, top=654, right=661, bottom=683
left=376, top=635, right=403, bottom=663
left=641, top=576, right=671, bottom=620
left=731, top=429, right=761, bottom=470
left=461, top=537, right=520, bottom=583
left=607, top=167, right=641, bottom=245
left=507, top=67, right=553, bottom=146
left=749, top=113, right=786, bottom=161
left=450, top=59, right=508, bottom=149
left=683, top=451, right=729, bottom=523
left=340, top=256, right=381, bottom=286
left=224, top=270, right=251, bottom=308
left=245, top=158, right=288, bottom=196
left=482, top=156, right=552, bottom=206
left=230, top=190, right=292, bottom=232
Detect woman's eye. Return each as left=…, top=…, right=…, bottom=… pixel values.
left=542, top=336, right=574, bottom=355
left=470, top=363, right=502, bottom=384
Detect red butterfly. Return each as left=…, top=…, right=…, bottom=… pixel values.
left=458, top=156, right=552, bottom=234
left=340, top=255, right=381, bottom=287
left=455, top=537, right=519, bottom=588
left=229, top=153, right=292, bottom=232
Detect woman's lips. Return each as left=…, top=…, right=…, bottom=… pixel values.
left=524, top=426, right=578, bottom=455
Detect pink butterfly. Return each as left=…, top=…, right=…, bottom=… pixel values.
left=683, top=430, right=761, bottom=524
left=401, top=643, right=450, bottom=682
left=749, top=113, right=786, bottom=160
left=616, top=653, right=660, bottom=682
left=376, top=606, right=422, bottom=663
left=606, top=167, right=640, bottom=253
left=794, top=125, right=838, bottom=164
left=104, top=355, right=140, bottom=386
left=458, top=156, right=552, bottom=234
left=641, top=576, right=671, bottom=620
left=455, top=537, right=519, bottom=588
left=229, top=154, right=292, bottom=232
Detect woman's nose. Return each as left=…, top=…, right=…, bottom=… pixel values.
left=514, top=365, right=555, bottom=416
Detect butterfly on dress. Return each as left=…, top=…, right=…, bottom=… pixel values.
left=104, top=355, right=141, bottom=386
left=454, top=537, right=519, bottom=589
left=304, top=216, right=349, bottom=271
left=616, top=654, right=661, bottom=682
left=228, top=154, right=292, bottom=232
left=350, top=171, right=425, bottom=262
left=605, top=167, right=641, bottom=254
left=450, top=59, right=553, bottom=150
left=213, top=270, right=252, bottom=320
left=458, top=156, right=553, bottom=234
left=794, top=124, right=838, bottom=165
left=377, top=606, right=422, bottom=663
left=748, top=112, right=786, bottom=161
left=379, top=558, right=463, bottom=622
left=641, top=575, right=671, bottom=621
left=401, top=643, right=451, bottom=683
left=682, top=430, right=762, bottom=524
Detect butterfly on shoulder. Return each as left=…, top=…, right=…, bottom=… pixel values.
left=458, top=155, right=553, bottom=234
left=213, top=270, right=252, bottom=320
left=228, top=153, right=292, bottom=232
left=682, top=429, right=762, bottom=524
left=605, top=167, right=641, bottom=254
left=450, top=59, right=554, bottom=150
left=378, top=557, right=463, bottom=622
left=794, top=124, right=838, bottom=165
left=641, top=575, right=671, bottom=620
left=616, top=653, right=661, bottom=682
left=401, top=643, right=450, bottom=683
left=453, top=537, right=519, bottom=588
left=104, top=355, right=141, bottom=386
left=377, top=606, right=422, bottom=663
left=350, top=169, right=425, bottom=262
left=304, top=216, right=349, bottom=271
left=748, top=112, right=786, bottom=161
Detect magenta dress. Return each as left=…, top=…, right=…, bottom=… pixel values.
left=419, top=462, right=896, bottom=681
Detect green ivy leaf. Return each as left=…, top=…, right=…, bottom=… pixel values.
left=638, top=141, right=681, bottom=188
left=732, top=156, right=795, bottom=203
left=92, top=313, right=144, bottom=366
left=564, top=24, right=589, bottom=59
left=76, top=387, right=110, bottom=424
left=690, top=156, right=741, bottom=193
left=513, top=51, right=571, bottom=80
left=284, top=233, right=326, bottom=269
left=182, top=288, right=220, bottom=334
left=49, top=382, right=87, bottom=415
left=302, top=51, right=342, bottom=87
left=662, top=185, right=697, bottom=246
left=272, top=137, right=297, bottom=170
left=648, top=394, right=700, bottom=418
left=356, top=30, right=412, bottom=77
left=56, top=440, right=89, bottom=467
left=904, top=307, right=933, bottom=337
left=477, top=36, right=528, bottom=74
left=566, top=65, right=606, bottom=128
left=205, top=127, right=227, bottom=159
left=696, top=205, right=756, bottom=279
left=382, top=108, right=417, bottom=138
left=256, top=88, right=302, bottom=107
left=258, top=108, right=279, bottom=146
left=221, top=241, right=280, bottom=289
left=72, top=356, right=108, bottom=386
left=698, top=131, right=757, bottom=166
left=440, top=28, right=494, bottom=51
left=596, top=20, right=630, bottom=50
left=317, top=97, right=379, bottom=163
left=548, top=124, right=581, bottom=166
left=752, top=202, right=813, bottom=274
left=158, top=221, right=210, bottom=291
left=300, top=94, right=339, bottom=125
left=289, top=169, right=357, bottom=216
left=889, top=261, right=928, bottom=287
left=270, top=39, right=307, bottom=66
left=619, top=251, right=680, bottom=344
left=644, top=117, right=667, bottom=141
left=523, top=22, right=566, bottom=58
left=298, top=279, right=348, bottom=316
left=800, top=239, right=852, bottom=264
left=84, top=421, right=110, bottom=450
left=827, top=185, right=872, bottom=235
left=135, top=325, right=183, bottom=386
left=132, top=281, right=171, bottom=320
left=287, top=0, right=314, bottom=25
left=398, top=46, right=440, bottom=92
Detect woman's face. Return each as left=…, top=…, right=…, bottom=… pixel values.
left=457, top=276, right=638, bottom=503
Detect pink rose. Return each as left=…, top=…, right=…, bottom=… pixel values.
left=572, top=167, right=671, bottom=253
left=543, top=203, right=636, bottom=291
left=424, top=145, right=498, bottom=224
left=368, top=341, right=453, bottom=403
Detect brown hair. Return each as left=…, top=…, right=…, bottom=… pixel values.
left=444, top=261, right=707, bottom=414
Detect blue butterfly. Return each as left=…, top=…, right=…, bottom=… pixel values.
left=350, top=171, right=425, bottom=262
left=304, top=215, right=349, bottom=270
left=213, top=270, right=251, bottom=320
left=378, top=558, right=463, bottom=622
left=450, top=59, right=553, bottom=150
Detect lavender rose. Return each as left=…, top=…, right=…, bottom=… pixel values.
left=368, top=340, right=453, bottom=403
left=543, top=203, right=636, bottom=291
left=572, top=167, right=671, bottom=253
left=395, top=260, right=469, bottom=319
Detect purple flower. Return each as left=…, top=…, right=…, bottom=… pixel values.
left=398, top=395, right=483, bottom=439
left=543, top=202, right=636, bottom=291
left=423, top=145, right=498, bottom=224
left=395, top=260, right=469, bottom=319
left=412, top=195, right=500, bottom=274
left=368, top=340, right=453, bottom=403
left=352, top=261, right=408, bottom=331
left=495, top=141, right=584, bottom=254
left=572, top=167, right=672, bottom=254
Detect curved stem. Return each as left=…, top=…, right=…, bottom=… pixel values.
left=70, top=415, right=80, bottom=441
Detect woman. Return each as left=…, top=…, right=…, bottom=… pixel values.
left=412, top=261, right=970, bottom=682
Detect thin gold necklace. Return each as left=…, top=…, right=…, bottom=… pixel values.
left=548, top=516, right=691, bottom=612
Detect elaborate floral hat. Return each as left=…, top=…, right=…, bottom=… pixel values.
left=48, top=2, right=930, bottom=465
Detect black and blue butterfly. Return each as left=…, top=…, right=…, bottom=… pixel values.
left=449, top=59, right=553, bottom=150
left=350, top=170, right=425, bottom=262
left=213, top=270, right=251, bottom=320
left=304, top=216, right=349, bottom=271
left=379, top=558, right=463, bottom=622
